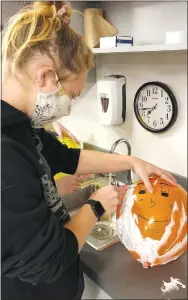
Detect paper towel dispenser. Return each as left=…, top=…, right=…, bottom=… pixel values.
left=97, top=75, right=126, bottom=125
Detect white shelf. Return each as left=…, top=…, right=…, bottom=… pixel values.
left=92, top=43, right=187, bottom=54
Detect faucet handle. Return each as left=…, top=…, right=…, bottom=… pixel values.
left=111, top=175, right=120, bottom=187
left=105, top=173, right=116, bottom=185
left=125, top=179, right=132, bottom=185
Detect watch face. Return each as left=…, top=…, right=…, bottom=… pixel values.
left=94, top=201, right=105, bottom=217
left=134, top=82, right=178, bottom=133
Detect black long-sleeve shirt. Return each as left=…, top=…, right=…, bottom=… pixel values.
left=1, top=100, right=81, bottom=300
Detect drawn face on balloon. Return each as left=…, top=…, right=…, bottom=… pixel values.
left=131, top=178, right=176, bottom=240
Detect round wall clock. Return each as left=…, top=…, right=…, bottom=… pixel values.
left=134, top=82, right=178, bottom=133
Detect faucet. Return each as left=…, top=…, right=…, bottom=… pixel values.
left=110, top=138, right=132, bottom=185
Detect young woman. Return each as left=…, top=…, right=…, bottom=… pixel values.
left=1, top=2, right=177, bottom=300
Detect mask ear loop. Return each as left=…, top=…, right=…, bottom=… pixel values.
left=37, top=70, right=61, bottom=94
left=55, top=73, right=67, bottom=96
left=55, top=72, right=61, bottom=92
left=36, top=70, right=42, bottom=93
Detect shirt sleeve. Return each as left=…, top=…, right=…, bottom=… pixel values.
left=1, top=138, right=79, bottom=284
left=35, top=128, right=80, bottom=176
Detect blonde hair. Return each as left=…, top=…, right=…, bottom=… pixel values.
left=2, top=1, right=94, bottom=77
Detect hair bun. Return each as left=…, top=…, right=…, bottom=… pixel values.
left=32, top=2, right=72, bottom=20
left=33, top=1, right=55, bottom=9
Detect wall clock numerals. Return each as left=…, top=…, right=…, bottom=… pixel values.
left=134, top=82, right=178, bottom=133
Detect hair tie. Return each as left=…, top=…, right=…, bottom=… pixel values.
left=56, top=2, right=71, bottom=24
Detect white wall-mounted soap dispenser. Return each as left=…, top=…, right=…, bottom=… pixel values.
left=97, top=75, right=126, bottom=125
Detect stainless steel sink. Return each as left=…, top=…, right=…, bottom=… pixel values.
left=61, top=174, right=121, bottom=251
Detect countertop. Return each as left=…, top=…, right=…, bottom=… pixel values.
left=81, top=242, right=187, bottom=299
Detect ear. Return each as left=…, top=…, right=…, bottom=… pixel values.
left=37, top=65, right=56, bottom=88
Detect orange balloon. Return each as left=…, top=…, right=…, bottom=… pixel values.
left=116, top=177, right=187, bottom=268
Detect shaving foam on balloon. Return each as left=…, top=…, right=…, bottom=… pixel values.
left=116, top=177, right=187, bottom=267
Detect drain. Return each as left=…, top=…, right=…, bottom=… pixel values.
left=91, top=224, right=114, bottom=240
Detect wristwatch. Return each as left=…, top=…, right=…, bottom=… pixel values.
left=85, top=199, right=105, bottom=221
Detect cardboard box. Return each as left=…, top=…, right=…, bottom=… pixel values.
left=100, top=36, right=133, bottom=48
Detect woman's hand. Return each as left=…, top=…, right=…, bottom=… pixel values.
left=130, top=156, right=177, bottom=193
left=52, top=121, right=79, bottom=143
left=55, top=175, right=83, bottom=195
left=90, top=185, right=119, bottom=215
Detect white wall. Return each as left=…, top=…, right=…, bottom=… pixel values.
left=59, top=2, right=187, bottom=177
left=60, top=51, right=187, bottom=176
left=99, top=1, right=187, bottom=45
left=2, top=1, right=187, bottom=176
left=1, top=1, right=27, bottom=25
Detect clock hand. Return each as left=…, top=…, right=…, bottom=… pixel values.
left=147, top=103, right=158, bottom=115
left=139, top=107, right=153, bottom=110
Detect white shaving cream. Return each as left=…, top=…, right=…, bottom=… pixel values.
left=116, top=185, right=187, bottom=267
left=161, top=277, right=186, bottom=294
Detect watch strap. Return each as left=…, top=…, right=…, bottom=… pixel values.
left=86, top=199, right=105, bottom=221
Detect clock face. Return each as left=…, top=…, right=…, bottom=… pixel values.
left=134, top=82, right=178, bottom=133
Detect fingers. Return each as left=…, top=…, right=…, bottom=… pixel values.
left=52, top=122, right=63, bottom=137
left=141, top=168, right=178, bottom=193
left=68, top=133, right=79, bottom=143
left=155, top=168, right=178, bottom=186
left=56, top=124, right=79, bottom=143
left=133, top=157, right=178, bottom=193
left=111, top=198, right=119, bottom=205
left=76, top=183, right=82, bottom=189
left=111, top=189, right=120, bottom=207
left=75, top=176, right=83, bottom=183
left=140, top=172, right=153, bottom=193
left=161, top=172, right=178, bottom=186
left=57, top=130, right=63, bottom=138
left=65, top=130, right=79, bottom=143
left=162, top=169, right=177, bottom=184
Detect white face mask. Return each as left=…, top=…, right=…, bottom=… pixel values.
left=31, top=77, right=72, bottom=127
